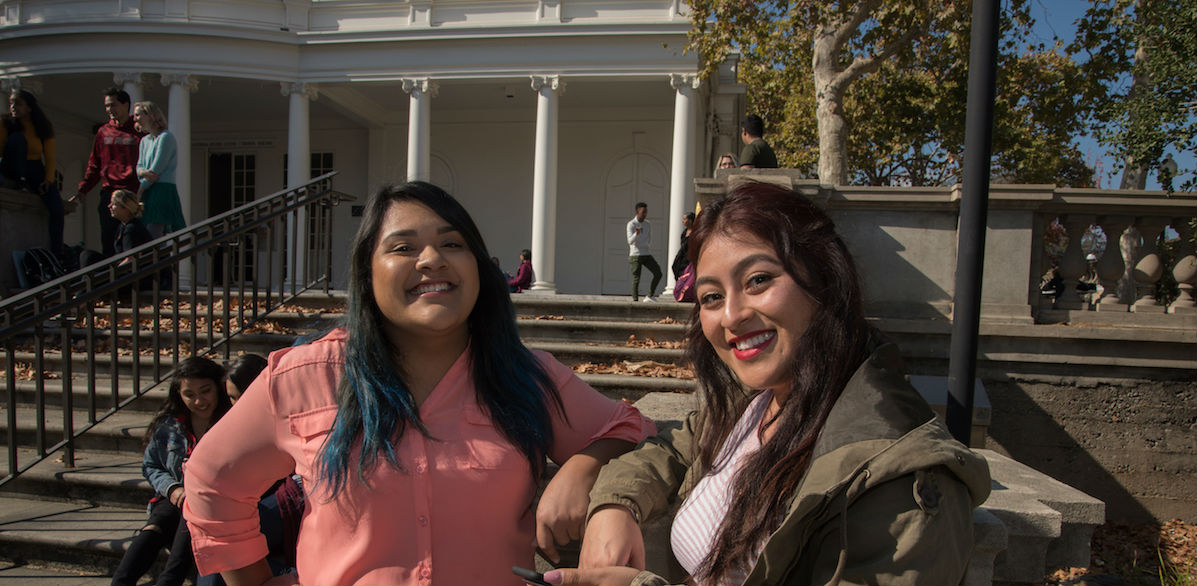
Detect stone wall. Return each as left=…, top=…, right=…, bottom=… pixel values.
left=984, top=375, right=1196, bottom=523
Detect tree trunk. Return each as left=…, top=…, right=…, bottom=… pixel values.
left=1119, top=6, right=1149, bottom=190
left=813, top=31, right=849, bottom=186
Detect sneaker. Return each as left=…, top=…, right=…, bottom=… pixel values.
left=642, top=296, right=657, bottom=302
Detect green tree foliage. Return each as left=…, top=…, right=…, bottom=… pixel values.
left=687, top=0, right=1097, bottom=187
left=1071, top=0, right=1197, bottom=191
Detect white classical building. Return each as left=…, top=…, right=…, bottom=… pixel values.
left=0, top=0, right=744, bottom=294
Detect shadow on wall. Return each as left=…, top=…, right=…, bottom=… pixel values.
left=833, top=209, right=955, bottom=317
left=985, top=378, right=1196, bottom=524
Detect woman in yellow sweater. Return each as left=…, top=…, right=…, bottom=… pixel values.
left=2, top=90, right=65, bottom=256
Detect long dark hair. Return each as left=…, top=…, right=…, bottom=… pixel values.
left=317, top=181, right=562, bottom=497
left=5, top=90, right=54, bottom=140
left=685, top=182, right=871, bottom=583
left=142, top=356, right=232, bottom=447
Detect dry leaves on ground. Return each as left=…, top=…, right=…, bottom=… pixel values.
left=13, top=362, right=62, bottom=381
left=625, top=334, right=684, bottom=349
left=654, top=317, right=682, bottom=325
left=520, top=314, right=566, bottom=320
left=572, top=360, right=694, bottom=380
left=1046, top=519, right=1196, bottom=586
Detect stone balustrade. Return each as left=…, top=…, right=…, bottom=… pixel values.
left=697, top=173, right=1197, bottom=328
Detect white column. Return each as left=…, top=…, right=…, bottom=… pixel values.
left=161, top=73, right=198, bottom=288
left=401, top=78, right=437, bottom=182
left=529, top=75, right=565, bottom=293
left=666, top=73, right=699, bottom=294
left=281, top=82, right=318, bottom=288
left=114, top=71, right=144, bottom=105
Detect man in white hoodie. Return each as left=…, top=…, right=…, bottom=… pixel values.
left=626, top=202, right=662, bottom=302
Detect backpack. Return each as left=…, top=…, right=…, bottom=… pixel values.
left=18, top=247, right=66, bottom=288
left=673, top=263, right=696, bottom=302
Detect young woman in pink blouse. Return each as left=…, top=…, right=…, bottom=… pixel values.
left=183, top=181, right=655, bottom=585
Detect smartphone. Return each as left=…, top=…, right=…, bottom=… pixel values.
left=512, top=565, right=550, bottom=586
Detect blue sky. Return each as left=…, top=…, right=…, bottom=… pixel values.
left=1027, top=0, right=1193, bottom=190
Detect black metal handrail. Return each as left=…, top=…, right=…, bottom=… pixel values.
left=1, top=172, right=352, bottom=487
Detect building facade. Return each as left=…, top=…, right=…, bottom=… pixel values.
left=0, top=0, right=745, bottom=293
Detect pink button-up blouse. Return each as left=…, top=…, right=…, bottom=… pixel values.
left=184, top=328, right=655, bottom=585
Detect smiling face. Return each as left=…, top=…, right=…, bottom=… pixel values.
left=695, top=232, right=817, bottom=396
left=179, top=377, right=218, bottom=424
left=104, top=95, right=129, bottom=124
left=371, top=199, right=479, bottom=352
left=132, top=105, right=153, bottom=134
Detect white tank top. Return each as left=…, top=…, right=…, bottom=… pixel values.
left=671, top=390, right=773, bottom=585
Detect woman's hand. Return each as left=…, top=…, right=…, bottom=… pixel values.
left=138, top=169, right=158, bottom=182
left=537, top=439, right=636, bottom=564
left=168, top=485, right=186, bottom=507
left=537, top=456, right=600, bottom=563
left=578, top=505, right=644, bottom=570
left=542, top=566, right=642, bottom=586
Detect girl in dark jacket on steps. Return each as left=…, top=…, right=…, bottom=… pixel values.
left=111, top=356, right=232, bottom=586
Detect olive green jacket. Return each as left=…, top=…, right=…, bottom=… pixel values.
left=587, top=339, right=992, bottom=586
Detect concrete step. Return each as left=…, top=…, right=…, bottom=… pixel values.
left=1, top=448, right=151, bottom=507
left=11, top=378, right=168, bottom=414
left=528, top=341, right=685, bottom=367
left=0, top=560, right=128, bottom=586
left=513, top=294, right=692, bottom=323
left=516, top=317, right=686, bottom=345
left=0, top=495, right=148, bottom=576
left=0, top=405, right=154, bottom=455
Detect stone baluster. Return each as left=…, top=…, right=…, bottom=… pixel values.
left=1130, top=217, right=1167, bottom=312
left=1095, top=216, right=1131, bottom=312
left=1169, top=219, right=1196, bottom=312
left=1056, top=215, right=1095, bottom=310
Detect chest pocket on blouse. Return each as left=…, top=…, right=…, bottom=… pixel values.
left=460, top=406, right=526, bottom=470
left=288, top=406, right=339, bottom=475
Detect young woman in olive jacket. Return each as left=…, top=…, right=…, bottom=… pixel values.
left=550, top=182, right=991, bottom=586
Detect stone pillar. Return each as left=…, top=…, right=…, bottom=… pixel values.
left=529, top=75, right=564, bottom=293
left=281, top=82, right=318, bottom=288
left=401, top=78, right=437, bottom=182
left=1130, top=217, right=1167, bottom=312
left=114, top=71, right=144, bottom=106
left=162, top=73, right=198, bottom=287
left=665, top=73, right=699, bottom=295
left=1094, top=216, right=1131, bottom=311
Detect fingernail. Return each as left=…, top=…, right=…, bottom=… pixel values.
left=543, top=570, right=562, bottom=585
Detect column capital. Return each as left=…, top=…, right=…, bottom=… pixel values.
left=401, top=78, right=439, bottom=97
left=280, top=82, right=319, bottom=100
left=530, top=75, right=565, bottom=94
left=160, top=73, right=199, bottom=92
left=669, top=73, right=700, bottom=91
left=113, top=71, right=145, bottom=87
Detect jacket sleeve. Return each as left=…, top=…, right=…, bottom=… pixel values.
left=586, top=409, right=698, bottom=524
left=184, top=363, right=298, bottom=576
left=798, top=468, right=975, bottom=586
left=142, top=422, right=183, bottom=498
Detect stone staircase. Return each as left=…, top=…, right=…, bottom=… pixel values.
left=0, top=292, right=696, bottom=584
